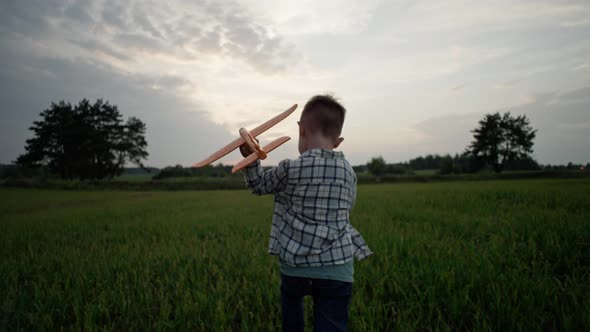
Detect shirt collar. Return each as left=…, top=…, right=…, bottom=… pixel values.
left=301, top=148, right=345, bottom=160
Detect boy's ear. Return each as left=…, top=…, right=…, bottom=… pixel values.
left=299, top=124, right=305, bottom=136
left=334, top=137, right=344, bottom=149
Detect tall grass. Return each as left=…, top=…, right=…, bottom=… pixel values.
left=1, top=179, right=588, bottom=330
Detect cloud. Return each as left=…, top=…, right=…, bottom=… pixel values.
left=101, top=1, right=131, bottom=30
left=558, top=86, right=590, bottom=103
left=560, top=18, right=590, bottom=27
left=377, top=45, right=512, bottom=83
left=356, top=0, right=590, bottom=85
left=410, top=113, right=482, bottom=155
left=2, top=0, right=589, bottom=168
left=130, top=4, right=163, bottom=39
left=407, top=0, right=589, bottom=32
left=0, top=45, right=232, bottom=167
left=451, top=84, right=465, bottom=92
left=0, top=0, right=299, bottom=75
left=558, top=122, right=590, bottom=130
left=572, top=63, right=589, bottom=71
left=113, top=32, right=165, bottom=52
left=238, top=0, right=383, bottom=35
left=516, top=91, right=561, bottom=106
left=495, top=79, right=520, bottom=89
left=73, top=39, right=132, bottom=61
left=64, top=1, right=94, bottom=23
left=0, top=0, right=306, bottom=166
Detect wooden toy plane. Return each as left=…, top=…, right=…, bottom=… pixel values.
left=193, top=104, right=297, bottom=173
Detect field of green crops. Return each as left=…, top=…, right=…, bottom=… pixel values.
left=1, top=179, right=589, bottom=330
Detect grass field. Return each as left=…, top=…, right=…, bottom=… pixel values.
left=1, top=179, right=589, bottom=330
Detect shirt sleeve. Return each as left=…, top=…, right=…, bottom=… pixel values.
left=241, top=159, right=289, bottom=195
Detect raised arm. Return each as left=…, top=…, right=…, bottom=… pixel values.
left=241, top=159, right=289, bottom=195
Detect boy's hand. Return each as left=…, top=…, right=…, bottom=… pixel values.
left=239, top=140, right=257, bottom=157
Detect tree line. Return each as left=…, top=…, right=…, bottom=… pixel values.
left=363, top=154, right=544, bottom=177
left=365, top=111, right=542, bottom=176
left=7, top=98, right=587, bottom=181
left=152, top=164, right=237, bottom=179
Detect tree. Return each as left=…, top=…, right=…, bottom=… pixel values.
left=439, top=155, right=454, bottom=175
left=409, top=154, right=445, bottom=170
left=503, top=156, right=540, bottom=171
left=367, top=156, right=387, bottom=176
left=16, top=99, right=148, bottom=180
left=453, top=153, right=484, bottom=173
left=466, top=112, right=536, bottom=173
left=386, top=164, right=408, bottom=175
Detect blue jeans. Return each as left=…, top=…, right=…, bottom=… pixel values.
left=280, top=274, right=353, bottom=332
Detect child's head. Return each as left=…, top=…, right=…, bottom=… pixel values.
left=298, top=95, right=346, bottom=154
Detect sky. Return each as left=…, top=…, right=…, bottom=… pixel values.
left=1, top=0, right=589, bottom=167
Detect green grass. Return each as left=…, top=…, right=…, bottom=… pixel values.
left=112, top=174, right=154, bottom=182
left=1, top=179, right=589, bottom=330
left=413, top=169, right=438, bottom=175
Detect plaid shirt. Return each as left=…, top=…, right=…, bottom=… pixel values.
left=242, top=148, right=373, bottom=267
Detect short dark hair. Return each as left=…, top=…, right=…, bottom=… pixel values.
left=300, top=95, right=346, bottom=139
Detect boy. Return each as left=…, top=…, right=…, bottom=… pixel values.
left=240, top=95, right=372, bottom=331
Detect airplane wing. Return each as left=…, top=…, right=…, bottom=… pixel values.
left=193, top=136, right=244, bottom=167
left=250, top=104, right=297, bottom=137
left=231, top=136, right=291, bottom=173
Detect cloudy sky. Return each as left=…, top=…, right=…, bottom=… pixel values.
left=1, top=0, right=589, bottom=167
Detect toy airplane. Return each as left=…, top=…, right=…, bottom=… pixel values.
left=193, top=104, right=297, bottom=173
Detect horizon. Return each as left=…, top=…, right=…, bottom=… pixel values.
left=1, top=1, right=589, bottom=168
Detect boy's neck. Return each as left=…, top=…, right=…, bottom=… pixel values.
left=305, top=135, right=336, bottom=151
